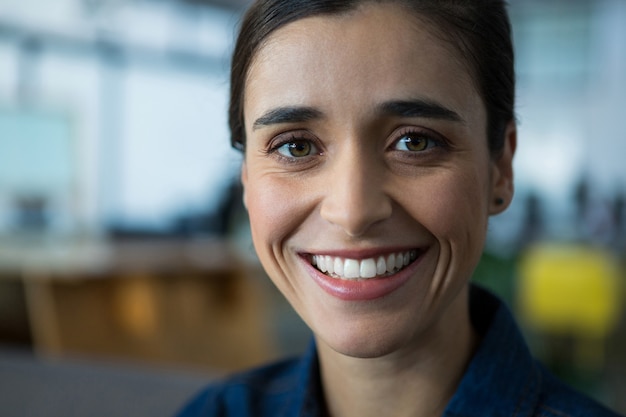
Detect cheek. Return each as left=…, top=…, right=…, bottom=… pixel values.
left=245, top=176, right=310, bottom=253
left=409, top=168, right=490, bottom=243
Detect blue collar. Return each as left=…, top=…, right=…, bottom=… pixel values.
left=444, top=286, right=541, bottom=417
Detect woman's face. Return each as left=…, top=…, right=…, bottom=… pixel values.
left=242, top=3, right=514, bottom=358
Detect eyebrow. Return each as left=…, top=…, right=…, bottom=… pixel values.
left=252, top=106, right=323, bottom=130
left=378, top=99, right=464, bottom=123
left=251, top=98, right=464, bottom=131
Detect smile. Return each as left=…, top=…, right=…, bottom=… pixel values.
left=311, top=250, right=419, bottom=280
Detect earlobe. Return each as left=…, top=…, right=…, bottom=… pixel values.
left=241, top=162, right=248, bottom=210
left=489, top=122, right=516, bottom=215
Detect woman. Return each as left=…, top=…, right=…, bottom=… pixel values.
left=177, top=1, right=622, bottom=416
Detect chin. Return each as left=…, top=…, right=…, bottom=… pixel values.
left=315, top=316, right=418, bottom=359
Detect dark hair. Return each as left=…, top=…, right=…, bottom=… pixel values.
left=229, top=0, right=515, bottom=157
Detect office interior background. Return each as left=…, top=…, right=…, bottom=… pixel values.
left=0, top=0, right=625, bottom=416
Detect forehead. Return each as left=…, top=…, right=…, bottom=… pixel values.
left=244, top=2, right=483, bottom=127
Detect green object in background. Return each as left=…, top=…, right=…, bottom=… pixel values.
left=472, top=251, right=518, bottom=306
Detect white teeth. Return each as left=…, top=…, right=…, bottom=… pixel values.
left=376, top=257, right=386, bottom=275
left=311, top=250, right=418, bottom=280
left=317, top=256, right=327, bottom=273
left=395, top=254, right=403, bottom=270
left=360, top=258, right=377, bottom=278
left=386, top=254, right=395, bottom=273
left=326, top=256, right=334, bottom=275
left=333, top=257, right=342, bottom=276
left=344, top=259, right=360, bottom=278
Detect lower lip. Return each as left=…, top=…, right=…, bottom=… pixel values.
left=303, top=254, right=423, bottom=301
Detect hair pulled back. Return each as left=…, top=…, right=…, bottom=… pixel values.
left=229, top=0, right=515, bottom=157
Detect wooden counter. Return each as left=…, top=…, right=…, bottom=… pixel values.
left=0, top=237, right=276, bottom=373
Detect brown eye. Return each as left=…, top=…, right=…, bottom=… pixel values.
left=277, top=140, right=316, bottom=158
left=394, top=132, right=436, bottom=152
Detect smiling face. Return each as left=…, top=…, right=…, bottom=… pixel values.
left=241, top=2, right=514, bottom=358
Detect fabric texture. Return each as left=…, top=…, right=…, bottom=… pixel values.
left=175, top=285, right=623, bottom=417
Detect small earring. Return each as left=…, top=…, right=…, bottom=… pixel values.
left=495, top=197, right=504, bottom=206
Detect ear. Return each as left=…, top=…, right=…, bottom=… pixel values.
left=489, top=121, right=516, bottom=215
left=240, top=162, right=249, bottom=210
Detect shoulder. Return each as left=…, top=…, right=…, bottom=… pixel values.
left=456, top=286, right=623, bottom=417
left=174, top=357, right=309, bottom=417
left=534, top=363, right=623, bottom=417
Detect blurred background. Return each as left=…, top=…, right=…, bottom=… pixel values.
left=0, top=0, right=625, bottom=416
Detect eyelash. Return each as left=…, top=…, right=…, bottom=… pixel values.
left=265, top=132, right=322, bottom=162
left=390, top=127, right=448, bottom=154
left=263, top=126, right=449, bottom=162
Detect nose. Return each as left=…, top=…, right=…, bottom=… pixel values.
left=319, top=155, right=392, bottom=237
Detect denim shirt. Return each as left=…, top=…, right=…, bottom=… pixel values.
left=176, top=286, right=623, bottom=417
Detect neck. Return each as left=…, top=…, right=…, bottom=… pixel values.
left=317, top=289, right=478, bottom=417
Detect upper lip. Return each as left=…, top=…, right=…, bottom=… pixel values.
left=299, top=246, right=425, bottom=260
